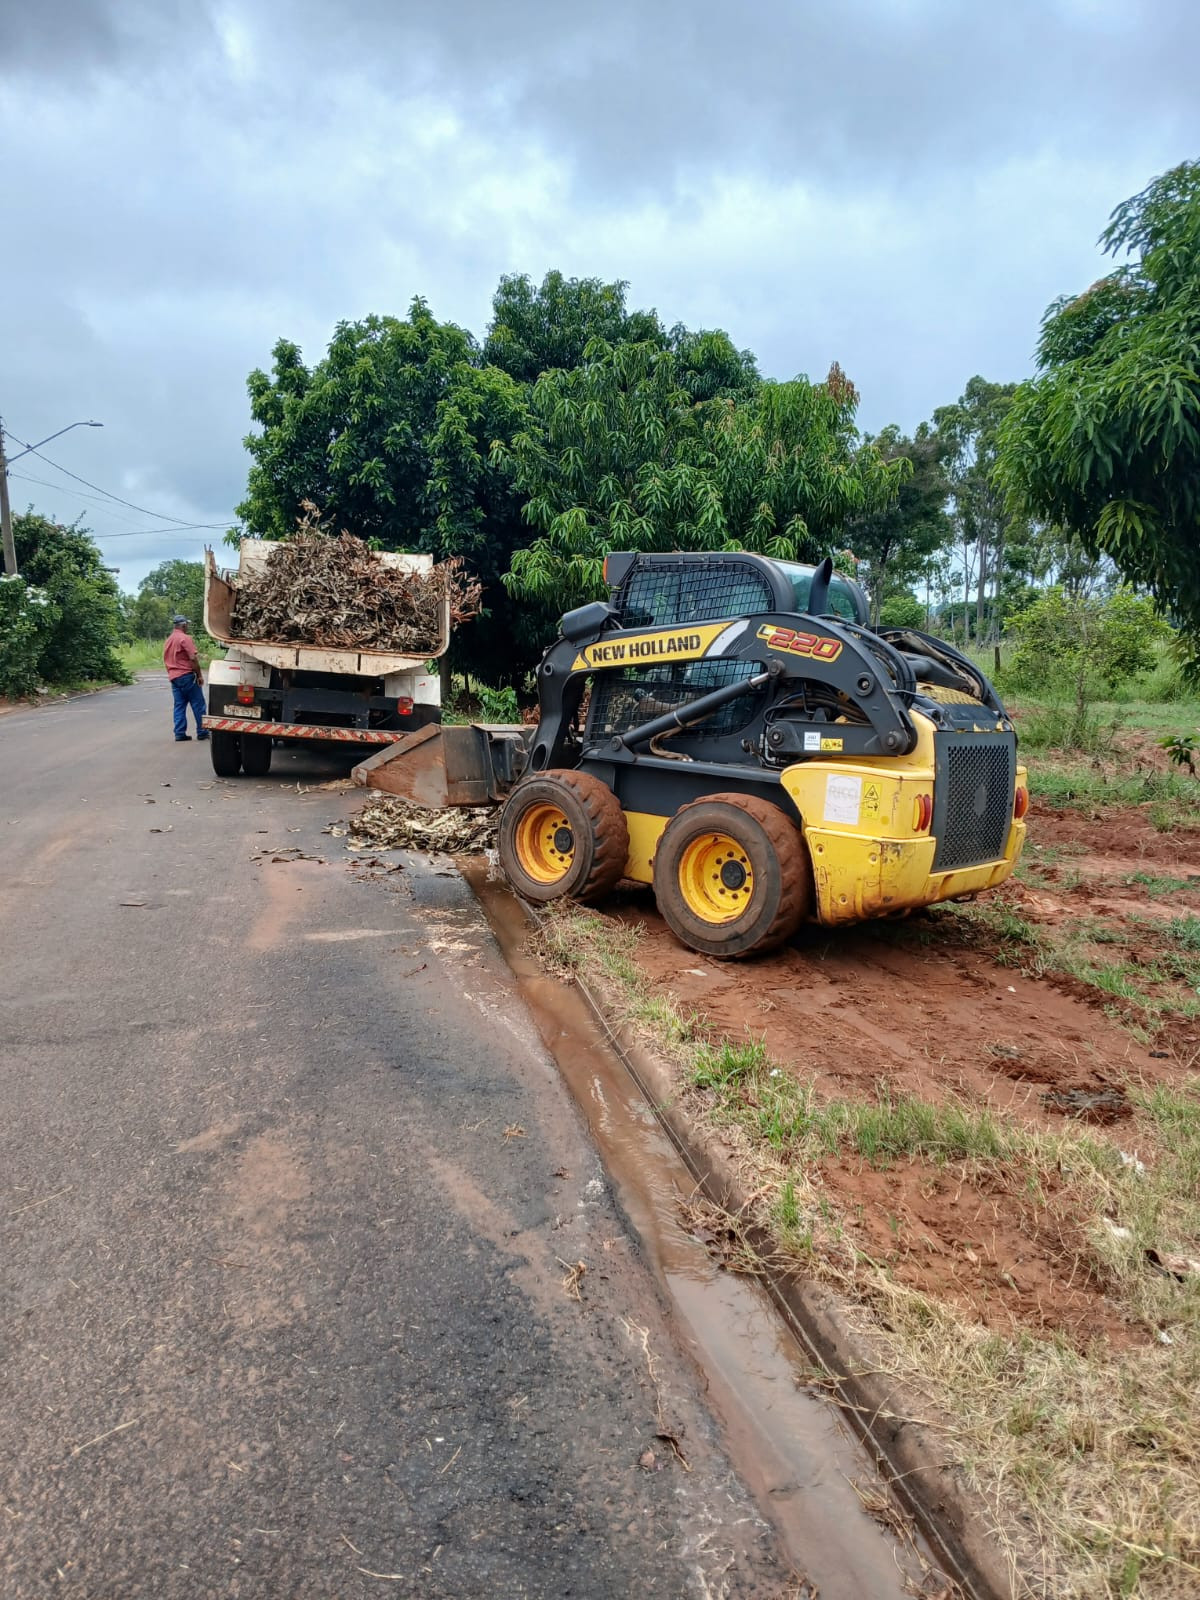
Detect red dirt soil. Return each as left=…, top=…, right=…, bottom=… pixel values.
left=604, top=803, right=1200, bottom=1345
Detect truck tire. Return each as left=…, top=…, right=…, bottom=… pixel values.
left=653, top=793, right=812, bottom=959
left=499, top=770, right=628, bottom=906
left=240, top=735, right=272, bottom=777
left=209, top=731, right=242, bottom=777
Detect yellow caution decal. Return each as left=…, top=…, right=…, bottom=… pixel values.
left=571, top=621, right=732, bottom=672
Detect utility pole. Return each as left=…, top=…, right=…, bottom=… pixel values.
left=0, top=417, right=104, bottom=577
left=0, top=419, right=15, bottom=577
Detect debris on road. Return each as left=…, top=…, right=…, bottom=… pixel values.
left=559, top=1258, right=587, bottom=1301
left=229, top=519, right=481, bottom=654
left=348, top=796, right=497, bottom=854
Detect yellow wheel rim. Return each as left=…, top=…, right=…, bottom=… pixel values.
left=514, top=802, right=576, bottom=886
left=678, top=831, right=755, bottom=924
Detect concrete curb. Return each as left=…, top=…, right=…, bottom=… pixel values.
left=565, top=967, right=1022, bottom=1600
left=0, top=678, right=139, bottom=717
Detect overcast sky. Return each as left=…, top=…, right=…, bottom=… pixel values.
left=3, top=0, right=1197, bottom=592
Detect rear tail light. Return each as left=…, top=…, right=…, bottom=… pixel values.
left=236, top=685, right=255, bottom=705
left=396, top=696, right=414, bottom=716
left=912, top=793, right=933, bottom=832
left=1014, top=785, right=1029, bottom=820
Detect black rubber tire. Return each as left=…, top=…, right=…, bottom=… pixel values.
left=209, top=730, right=242, bottom=777
left=239, top=734, right=273, bottom=777
left=653, top=792, right=812, bottom=959
left=499, top=769, right=629, bottom=906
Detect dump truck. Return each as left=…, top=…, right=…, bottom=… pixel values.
left=357, top=548, right=1028, bottom=958
left=202, top=540, right=448, bottom=778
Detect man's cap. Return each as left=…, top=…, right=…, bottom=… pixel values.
left=172, top=614, right=190, bottom=625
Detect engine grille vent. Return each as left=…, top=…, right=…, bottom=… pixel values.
left=933, top=736, right=1016, bottom=872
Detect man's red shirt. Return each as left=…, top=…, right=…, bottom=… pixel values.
left=163, top=628, right=199, bottom=680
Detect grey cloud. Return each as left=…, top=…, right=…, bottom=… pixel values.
left=2, top=0, right=1198, bottom=591
left=2, top=0, right=214, bottom=78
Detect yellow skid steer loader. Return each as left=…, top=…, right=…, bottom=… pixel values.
left=355, top=550, right=1027, bottom=958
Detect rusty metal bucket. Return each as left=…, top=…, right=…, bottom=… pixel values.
left=352, top=724, right=530, bottom=808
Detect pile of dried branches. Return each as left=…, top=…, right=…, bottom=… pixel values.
left=231, top=509, right=481, bottom=653
left=348, top=797, right=498, bottom=853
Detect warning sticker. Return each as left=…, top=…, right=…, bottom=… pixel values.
left=803, top=729, right=821, bottom=752
left=863, top=782, right=881, bottom=815
left=824, top=773, right=862, bottom=826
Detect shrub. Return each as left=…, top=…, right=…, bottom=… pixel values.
left=879, top=593, right=926, bottom=629
left=1006, top=587, right=1172, bottom=747
left=0, top=576, right=58, bottom=697
left=13, top=511, right=130, bottom=686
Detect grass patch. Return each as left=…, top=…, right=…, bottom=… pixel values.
left=942, top=895, right=1200, bottom=1035
left=1029, top=762, right=1199, bottom=821
left=118, top=638, right=218, bottom=675
left=1123, top=872, right=1195, bottom=899
left=534, top=901, right=1200, bottom=1597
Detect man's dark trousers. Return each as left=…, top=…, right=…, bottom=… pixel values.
left=171, top=672, right=208, bottom=740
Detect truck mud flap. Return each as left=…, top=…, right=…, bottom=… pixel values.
left=351, top=724, right=530, bottom=808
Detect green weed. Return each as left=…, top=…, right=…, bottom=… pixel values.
left=692, top=1036, right=768, bottom=1090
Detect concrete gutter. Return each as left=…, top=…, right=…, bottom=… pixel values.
left=565, top=967, right=1024, bottom=1600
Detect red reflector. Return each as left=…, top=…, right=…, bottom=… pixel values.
left=396, top=696, right=414, bottom=715
left=1014, top=786, right=1029, bottom=820
left=912, top=793, right=933, bottom=832
left=236, top=685, right=255, bottom=705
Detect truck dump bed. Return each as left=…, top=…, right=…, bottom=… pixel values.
left=204, top=541, right=450, bottom=675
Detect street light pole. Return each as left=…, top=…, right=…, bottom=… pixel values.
left=0, top=424, right=14, bottom=577
left=0, top=418, right=104, bottom=577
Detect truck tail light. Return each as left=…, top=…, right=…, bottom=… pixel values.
left=236, top=684, right=255, bottom=705
left=1014, top=785, right=1029, bottom=820
left=396, top=696, right=414, bottom=716
left=912, top=793, right=933, bottom=833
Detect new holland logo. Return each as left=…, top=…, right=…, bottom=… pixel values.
left=583, top=631, right=702, bottom=666
left=571, top=621, right=731, bottom=672
left=756, top=623, right=844, bottom=662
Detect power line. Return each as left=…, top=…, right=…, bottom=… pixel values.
left=5, top=430, right=233, bottom=527
left=92, top=534, right=224, bottom=547
left=7, top=470, right=228, bottom=531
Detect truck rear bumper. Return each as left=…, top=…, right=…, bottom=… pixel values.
left=202, top=716, right=409, bottom=745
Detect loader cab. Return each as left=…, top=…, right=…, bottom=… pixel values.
left=768, top=561, right=868, bottom=627
left=604, top=550, right=867, bottom=629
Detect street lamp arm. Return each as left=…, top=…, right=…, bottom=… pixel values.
left=4, top=420, right=104, bottom=465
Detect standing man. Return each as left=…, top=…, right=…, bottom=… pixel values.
left=163, top=614, right=209, bottom=743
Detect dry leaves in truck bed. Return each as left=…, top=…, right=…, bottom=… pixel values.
left=230, top=513, right=481, bottom=653
left=348, top=796, right=498, bottom=853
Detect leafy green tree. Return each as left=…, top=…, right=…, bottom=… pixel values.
left=13, top=511, right=128, bottom=685
left=236, top=301, right=533, bottom=683
left=501, top=342, right=905, bottom=615
left=998, top=163, right=1200, bottom=657
left=483, top=270, right=759, bottom=401
left=238, top=301, right=481, bottom=543
left=126, top=559, right=207, bottom=641
left=843, top=422, right=952, bottom=624
left=934, top=378, right=1024, bottom=643
left=1006, top=586, right=1170, bottom=746
left=483, top=270, right=665, bottom=384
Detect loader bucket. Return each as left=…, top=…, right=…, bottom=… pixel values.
left=352, top=723, right=530, bottom=808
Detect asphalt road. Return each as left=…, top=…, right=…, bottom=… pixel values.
left=0, top=677, right=787, bottom=1599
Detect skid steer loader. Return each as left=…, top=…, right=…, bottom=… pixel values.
left=355, top=550, right=1028, bottom=958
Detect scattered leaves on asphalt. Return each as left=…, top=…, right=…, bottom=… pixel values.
left=347, top=797, right=498, bottom=854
